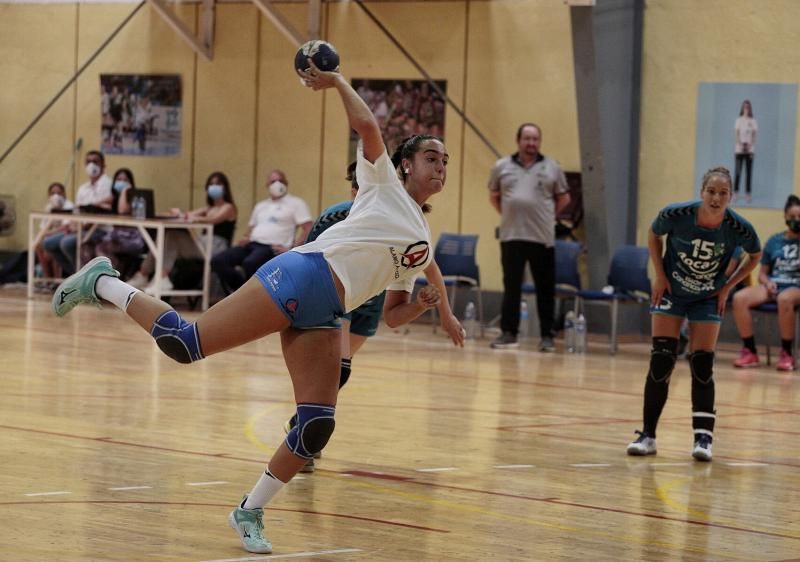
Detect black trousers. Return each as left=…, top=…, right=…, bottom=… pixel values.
left=500, top=240, right=555, bottom=338
left=211, top=242, right=276, bottom=294
left=734, top=153, right=754, bottom=194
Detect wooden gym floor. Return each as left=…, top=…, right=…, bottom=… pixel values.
left=0, top=290, right=798, bottom=561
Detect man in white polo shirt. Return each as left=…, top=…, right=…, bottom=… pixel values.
left=488, top=123, right=570, bottom=351
left=212, top=169, right=313, bottom=294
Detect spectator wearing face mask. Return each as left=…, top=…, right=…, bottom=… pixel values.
left=30, top=182, right=75, bottom=284
left=94, top=168, right=147, bottom=277
left=130, top=171, right=237, bottom=293
left=42, top=150, right=112, bottom=276
left=212, top=169, right=312, bottom=294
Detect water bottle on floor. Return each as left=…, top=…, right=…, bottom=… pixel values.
left=575, top=313, right=587, bottom=354
left=564, top=310, right=576, bottom=353
left=463, top=301, right=477, bottom=340
left=519, top=300, right=529, bottom=339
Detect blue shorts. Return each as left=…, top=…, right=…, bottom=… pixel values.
left=255, top=251, right=344, bottom=328
left=651, top=294, right=721, bottom=323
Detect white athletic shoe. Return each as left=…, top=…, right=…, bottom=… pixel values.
left=692, top=434, right=713, bottom=462
left=626, top=430, right=657, bottom=456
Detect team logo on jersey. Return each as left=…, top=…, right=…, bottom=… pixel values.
left=400, top=242, right=430, bottom=269
left=388, top=241, right=430, bottom=279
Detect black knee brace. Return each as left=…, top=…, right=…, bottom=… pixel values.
left=648, top=337, right=678, bottom=383
left=689, top=350, right=715, bottom=384
left=285, top=403, right=336, bottom=460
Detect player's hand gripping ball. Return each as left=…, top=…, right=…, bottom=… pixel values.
left=294, top=40, right=340, bottom=74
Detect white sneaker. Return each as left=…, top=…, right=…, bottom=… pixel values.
left=144, top=276, right=173, bottom=295
left=692, top=434, right=713, bottom=462
left=126, top=271, right=149, bottom=289
left=626, top=430, right=657, bottom=456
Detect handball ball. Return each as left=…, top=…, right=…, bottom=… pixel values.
left=294, top=40, right=340, bottom=73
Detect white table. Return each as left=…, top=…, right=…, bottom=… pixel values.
left=28, top=212, right=215, bottom=310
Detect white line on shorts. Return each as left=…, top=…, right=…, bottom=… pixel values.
left=24, top=491, right=71, bottom=497
left=494, top=464, right=535, bottom=469
left=200, top=547, right=363, bottom=561
left=108, top=486, right=152, bottom=491
left=416, top=467, right=457, bottom=473
left=186, top=481, right=229, bottom=486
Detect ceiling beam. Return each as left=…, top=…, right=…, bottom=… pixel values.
left=148, top=0, right=214, bottom=61
left=252, top=0, right=305, bottom=47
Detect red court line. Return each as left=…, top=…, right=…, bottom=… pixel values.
left=0, top=500, right=448, bottom=533
left=4, top=319, right=791, bottom=415
left=1, top=422, right=796, bottom=540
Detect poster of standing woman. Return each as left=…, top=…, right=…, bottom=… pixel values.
left=694, top=82, right=797, bottom=209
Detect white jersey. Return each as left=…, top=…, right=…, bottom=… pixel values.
left=293, top=145, right=433, bottom=312
left=249, top=194, right=312, bottom=247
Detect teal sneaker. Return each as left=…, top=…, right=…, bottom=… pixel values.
left=228, top=496, right=273, bottom=553
left=52, top=257, right=119, bottom=317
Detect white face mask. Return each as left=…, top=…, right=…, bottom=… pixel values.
left=49, top=193, right=65, bottom=209
left=86, top=162, right=101, bottom=178
left=268, top=181, right=288, bottom=198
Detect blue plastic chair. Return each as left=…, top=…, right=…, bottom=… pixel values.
left=574, top=245, right=651, bottom=354
left=415, top=233, right=483, bottom=335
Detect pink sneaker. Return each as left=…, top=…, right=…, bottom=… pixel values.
left=733, top=348, right=760, bottom=368
left=777, top=350, right=796, bottom=371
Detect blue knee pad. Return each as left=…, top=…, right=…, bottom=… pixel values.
left=285, top=403, right=336, bottom=460
left=150, top=310, right=204, bottom=364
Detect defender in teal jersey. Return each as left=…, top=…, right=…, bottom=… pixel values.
left=627, top=167, right=762, bottom=462
left=285, top=162, right=465, bottom=472
left=731, top=194, right=800, bottom=371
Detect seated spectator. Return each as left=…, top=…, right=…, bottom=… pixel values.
left=211, top=169, right=312, bottom=294
left=732, top=194, right=800, bottom=371
left=94, top=168, right=146, bottom=277
left=36, top=182, right=75, bottom=281
left=131, top=171, right=237, bottom=293
left=42, top=150, right=112, bottom=276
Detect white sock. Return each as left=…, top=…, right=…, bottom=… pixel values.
left=95, top=276, right=139, bottom=312
left=242, top=470, right=285, bottom=510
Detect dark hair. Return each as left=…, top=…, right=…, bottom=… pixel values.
left=390, top=134, right=440, bottom=214
left=739, top=100, right=754, bottom=117
left=784, top=194, right=800, bottom=214
left=205, top=171, right=235, bottom=206
left=516, top=122, right=542, bottom=141
left=110, top=167, right=136, bottom=213
left=47, top=182, right=65, bottom=196
left=86, top=150, right=105, bottom=166
left=701, top=166, right=732, bottom=190
left=346, top=161, right=358, bottom=190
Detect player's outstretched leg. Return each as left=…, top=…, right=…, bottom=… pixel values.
left=52, top=256, right=120, bottom=317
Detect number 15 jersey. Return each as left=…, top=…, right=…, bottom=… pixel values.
left=652, top=201, right=761, bottom=299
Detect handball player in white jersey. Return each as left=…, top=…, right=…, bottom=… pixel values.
left=52, top=60, right=451, bottom=553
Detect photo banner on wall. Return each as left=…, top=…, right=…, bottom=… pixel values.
left=349, top=79, right=446, bottom=161
left=694, top=82, right=798, bottom=209
left=100, top=74, right=182, bottom=156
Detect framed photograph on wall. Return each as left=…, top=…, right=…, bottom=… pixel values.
left=694, top=82, right=798, bottom=209
left=350, top=79, right=447, bottom=161
left=100, top=74, right=182, bottom=156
